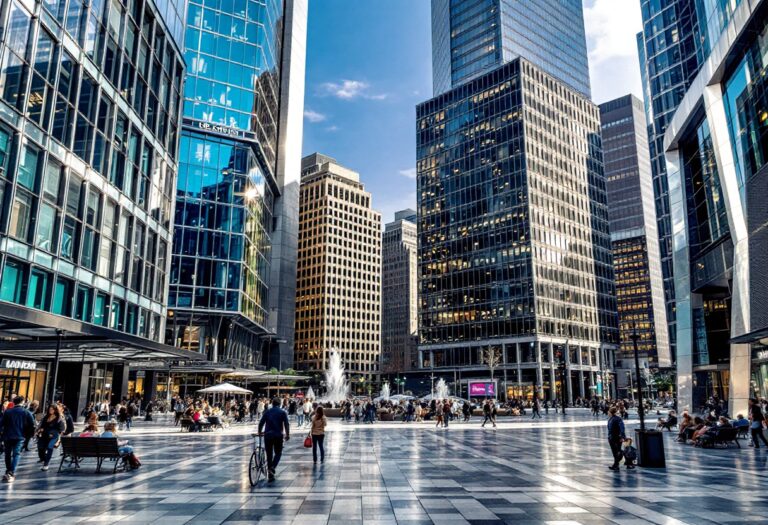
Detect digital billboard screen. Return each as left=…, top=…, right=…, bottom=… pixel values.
left=468, top=382, right=496, bottom=397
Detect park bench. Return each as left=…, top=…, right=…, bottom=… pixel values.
left=697, top=427, right=741, bottom=448
left=58, top=437, right=126, bottom=473
left=179, top=417, right=212, bottom=432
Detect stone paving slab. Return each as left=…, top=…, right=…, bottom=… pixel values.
left=0, top=414, right=766, bottom=524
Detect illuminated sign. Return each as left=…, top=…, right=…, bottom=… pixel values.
left=1, top=359, right=37, bottom=370
left=469, top=382, right=496, bottom=397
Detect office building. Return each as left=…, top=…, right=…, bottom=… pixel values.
left=417, top=58, right=618, bottom=402
left=431, top=0, right=591, bottom=97
left=294, top=153, right=382, bottom=388
left=637, top=0, right=726, bottom=360
left=0, top=0, right=200, bottom=414
left=662, top=0, right=766, bottom=416
left=382, top=209, right=418, bottom=374
left=599, top=95, right=670, bottom=398
left=165, top=0, right=307, bottom=391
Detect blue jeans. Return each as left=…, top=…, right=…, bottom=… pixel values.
left=37, top=433, right=59, bottom=466
left=297, top=414, right=304, bottom=427
left=4, top=439, right=24, bottom=475
left=312, top=434, right=325, bottom=462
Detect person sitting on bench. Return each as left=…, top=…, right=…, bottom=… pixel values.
left=657, top=410, right=678, bottom=431
left=100, top=422, right=134, bottom=456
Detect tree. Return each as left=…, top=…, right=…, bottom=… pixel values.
left=482, top=347, right=502, bottom=382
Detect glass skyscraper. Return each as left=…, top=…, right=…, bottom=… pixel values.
left=656, top=0, right=760, bottom=415
left=166, top=0, right=307, bottom=372
left=637, top=0, right=744, bottom=363
left=417, top=58, right=617, bottom=402
left=599, top=95, right=670, bottom=397
left=431, top=0, right=591, bottom=98
left=0, top=0, right=196, bottom=414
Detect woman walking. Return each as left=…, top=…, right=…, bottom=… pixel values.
left=310, top=406, right=327, bottom=463
left=36, top=405, right=65, bottom=472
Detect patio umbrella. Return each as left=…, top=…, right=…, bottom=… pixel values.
left=197, top=382, right=253, bottom=394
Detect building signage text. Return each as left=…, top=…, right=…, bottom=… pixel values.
left=1, top=359, right=37, bottom=370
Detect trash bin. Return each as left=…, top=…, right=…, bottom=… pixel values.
left=635, top=429, right=666, bottom=468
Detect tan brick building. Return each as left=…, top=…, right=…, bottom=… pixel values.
left=294, top=153, right=381, bottom=385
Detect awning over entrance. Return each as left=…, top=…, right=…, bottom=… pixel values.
left=0, top=302, right=206, bottom=363
left=730, top=326, right=768, bottom=345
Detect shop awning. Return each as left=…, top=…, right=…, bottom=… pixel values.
left=0, top=302, right=206, bottom=363
left=730, top=326, right=768, bottom=345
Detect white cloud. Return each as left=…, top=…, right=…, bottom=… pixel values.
left=319, top=79, right=388, bottom=100
left=584, top=0, right=642, bottom=65
left=325, top=125, right=339, bottom=132
left=399, top=168, right=417, bottom=179
left=303, top=109, right=326, bottom=123
left=584, top=0, right=644, bottom=103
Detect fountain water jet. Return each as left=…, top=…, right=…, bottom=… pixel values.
left=380, top=382, right=391, bottom=401
left=322, top=349, right=348, bottom=406
left=435, top=378, right=449, bottom=400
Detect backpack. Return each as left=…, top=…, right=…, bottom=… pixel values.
left=127, top=453, right=142, bottom=469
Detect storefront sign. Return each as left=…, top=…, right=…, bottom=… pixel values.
left=0, top=359, right=38, bottom=370
left=182, top=118, right=257, bottom=142
left=128, top=361, right=168, bottom=370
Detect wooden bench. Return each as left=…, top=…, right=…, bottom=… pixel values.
left=58, top=437, right=126, bottom=473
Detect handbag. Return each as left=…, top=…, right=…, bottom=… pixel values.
left=303, top=434, right=312, bottom=448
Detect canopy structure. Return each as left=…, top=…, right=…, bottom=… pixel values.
left=421, top=394, right=466, bottom=402
left=196, top=382, right=252, bottom=394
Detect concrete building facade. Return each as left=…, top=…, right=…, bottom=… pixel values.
left=381, top=209, right=418, bottom=374
left=294, top=153, right=382, bottom=388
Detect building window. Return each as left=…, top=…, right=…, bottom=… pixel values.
left=52, top=277, right=73, bottom=316
left=0, top=259, right=25, bottom=304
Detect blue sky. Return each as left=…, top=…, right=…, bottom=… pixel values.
left=300, top=0, right=642, bottom=224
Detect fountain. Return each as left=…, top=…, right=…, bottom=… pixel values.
left=380, top=382, right=391, bottom=401
left=306, top=386, right=315, bottom=401
left=434, top=378, right=449, bottom=400
left=322, top=349, right=348, bottom=406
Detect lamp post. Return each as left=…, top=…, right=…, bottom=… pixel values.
left=630, top=323, right=645, bottom=431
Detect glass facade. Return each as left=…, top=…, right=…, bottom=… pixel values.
left=417, top=58, right=616, bottom=401
left=431, top=0, right=591, bottom=98
left=167, top=0, right=282, bottom=366
left=0, top=0, right=184, bottom=341
left=638, top=0, right=703, bottom=360
left=599, top=95, right=670, bottom=378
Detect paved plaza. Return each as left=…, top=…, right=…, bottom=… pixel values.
left=0, top=413, right=766, bottom=525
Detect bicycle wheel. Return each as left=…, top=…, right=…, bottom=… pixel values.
left=248, top=451, right=260, bottom=486
left=256, top=448, right=267, bottom=478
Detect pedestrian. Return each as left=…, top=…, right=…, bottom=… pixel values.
left=481, top=401, right=496, bottom=428
left=302, top=399, right=312, bottom=428
left=36, top=404, right=65, bottom=472
left=258, top=398, right=290, bottom=482
left=0, top=396, right=36, bottom=483
left=607, top=406, right=626, bottom=471
left=310, top=406, right=327, bottom=463
left=462, top=401, right=471, bottom=422
left=443, top=400, right=450, bottom=428
left=531, top=396, right=541, bottom=419
left=435, top=401, right=444, bottom=428
left=749, top=398, right=768, bottom=448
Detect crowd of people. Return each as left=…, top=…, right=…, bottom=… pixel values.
left=0, top=395, right=141, bottom=483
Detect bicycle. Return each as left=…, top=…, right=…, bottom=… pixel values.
left=249, top=432, right=267, bottom=486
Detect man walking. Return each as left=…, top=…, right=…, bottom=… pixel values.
left=531, top=395, right=542, bottom=419
left=258, top=398, right=290, bottom=482
left=0, top=396, right=36, bottom=483
left=607, top=406, right=626, bottom=471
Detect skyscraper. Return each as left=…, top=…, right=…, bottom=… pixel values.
left=637, top=0, right=703, bottom=360
left=0, top=0, right=198, bottom=414
left=417, top=58, right=617, bottom=402
left=382, top=209, right=418, bottom=374
left=661, top=0, right=763, bottom=415
left=599, top=95, right=670, bottom=397
left=431, top=0, right=591, bottom=97
left=294, top=154, right=382, bottom=389
left=166, top=0, right=307, bottom=378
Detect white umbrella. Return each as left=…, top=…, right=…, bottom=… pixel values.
left=197, top=382, right=252, bottom=394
